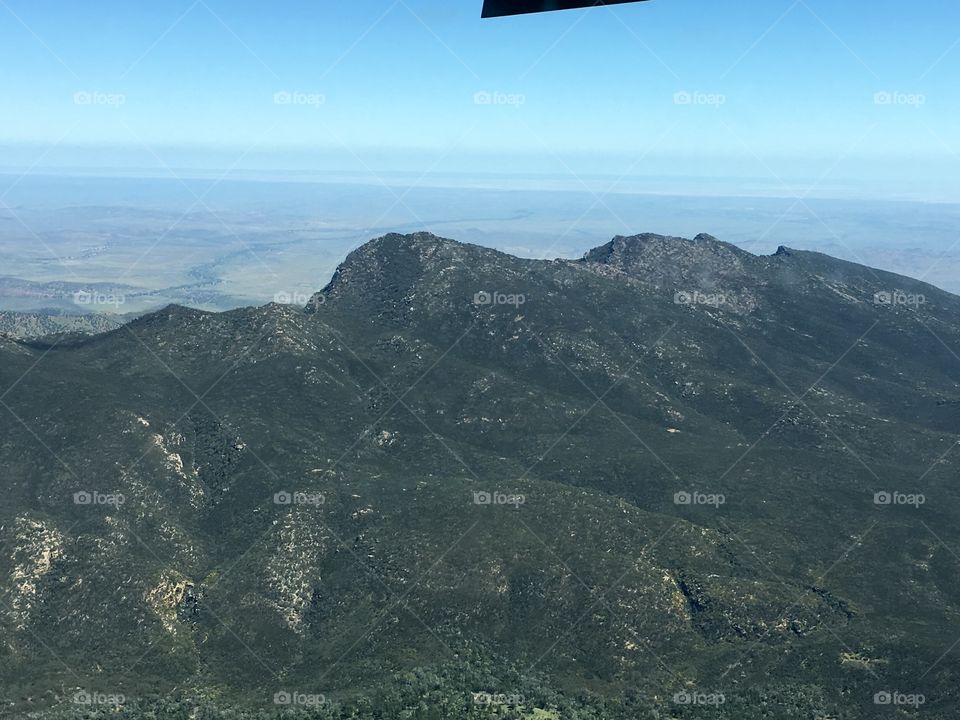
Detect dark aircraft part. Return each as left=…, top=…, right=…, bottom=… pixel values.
left=482, top=0, right=649, bottom=18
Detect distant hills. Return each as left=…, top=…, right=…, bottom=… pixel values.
left=0, top=310, right=126, bottom=339
left=2, top=232, right=960, bottom=718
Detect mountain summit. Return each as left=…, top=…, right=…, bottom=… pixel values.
left=2, top=232, right=959, bottom=719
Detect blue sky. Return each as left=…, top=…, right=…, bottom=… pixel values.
left=1, top=0, right=958, bottom=195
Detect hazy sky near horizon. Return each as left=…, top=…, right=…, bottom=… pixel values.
left=1, top=0, right=959, bottom=196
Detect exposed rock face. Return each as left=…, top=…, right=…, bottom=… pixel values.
left=8, top=517, right=64, bottom=630
left=146, top=571, right=196, bottom=636
left=262, top=510, right=329, bottom=633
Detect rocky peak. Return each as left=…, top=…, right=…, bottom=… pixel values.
left=582, top=232, right=749, bottom=265
left=579, top=232, right=756, bottom=290
left=130, top=304, right=213, bottom=328
left=305, top=232, right=509, bottom=313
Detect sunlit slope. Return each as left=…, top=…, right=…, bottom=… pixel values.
left=2, top=232, right=960, bottom=718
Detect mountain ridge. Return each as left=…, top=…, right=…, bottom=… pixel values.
left=2, top=231, right=960, bottom=719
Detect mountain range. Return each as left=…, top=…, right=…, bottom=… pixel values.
left=2, top=231, right=960, bottom=719
left=0, top=311, right=125, bottom=340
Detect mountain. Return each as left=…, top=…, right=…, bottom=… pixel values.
left=2, top=232, right=959, bottom=719
left=0, top=310, right=126, bottom=339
